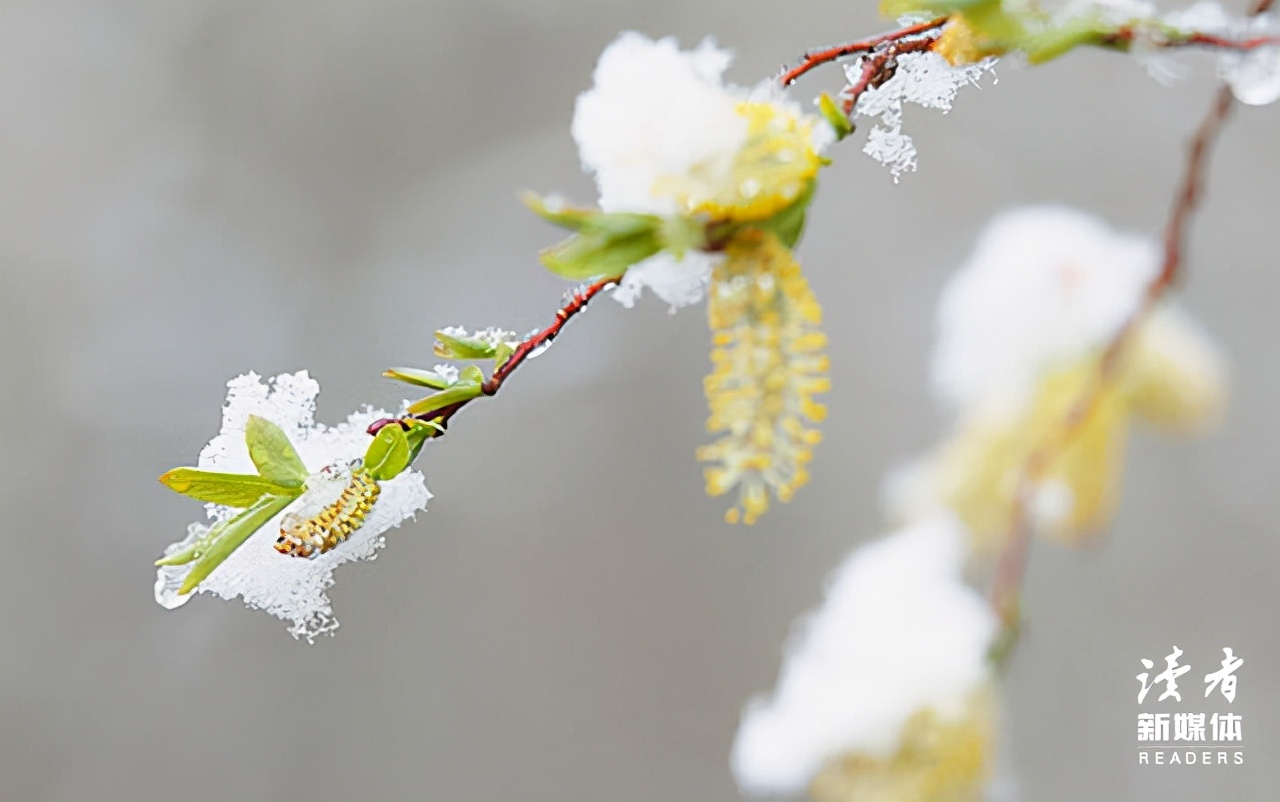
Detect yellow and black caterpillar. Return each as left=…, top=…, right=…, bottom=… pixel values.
left=275, top=469, right=380, bottom=558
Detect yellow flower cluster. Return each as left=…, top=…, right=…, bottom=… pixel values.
left=901, top=309, right=1226, bottom=552
left=698, top=231, right=830, bottom=524
left=661, top=100, right=827, bottom=224
left=810, top=690, right=996, bottom=802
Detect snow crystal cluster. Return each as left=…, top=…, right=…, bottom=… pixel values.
left=851, top=51, right=997, bottom=179
left=572, top=33, right=737, bottom=310
left=572, top=32, right=832, bottom=310
left=930, top=205, right=1159, bottom=416
left=731, top=513, right=998, bottom=796
left=437, top=325, right=520, bottom=349
left=154, top=371, right=431, bottom=640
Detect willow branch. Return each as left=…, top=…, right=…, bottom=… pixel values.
left=367, top=275, right=621, bottom=438
left=782, top=13, right=1276, bottom=127
left=990, top=61, right=1250, bottom=632
left=779, top=17, right=948, bottom=87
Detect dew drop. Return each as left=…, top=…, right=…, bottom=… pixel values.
left=155, top=564, right=193, bottom=609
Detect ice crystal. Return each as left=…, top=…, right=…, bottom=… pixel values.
left=930, top=206, right=1159, bottom=416
left=437, top=325, right=521, bottom=349
left=850, top=52, right=997, bottom=179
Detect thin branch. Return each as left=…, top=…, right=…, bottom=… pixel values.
left=1103, top=27, right=1280, bottom=51
left=783, top=13, right=1276, bottom=128
left=367, top=275, right=621, bottom=438
left=778, top=17, right=948, bottom=87
left=990, top=62, right=1248, bottom=633
left=838, top=36, right=938, bottom=115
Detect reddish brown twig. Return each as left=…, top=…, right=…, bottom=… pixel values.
left=1102, top=27, right=1280, bottom=51
left=839, top=36, right=939, bottom=115
left=989, top=54, right=1251, bottom=637
left=785, top=11, right=1276, bottom=131
left=778, top=17, right=948, bottom=87
left=367, top=275, right=620, bottom=438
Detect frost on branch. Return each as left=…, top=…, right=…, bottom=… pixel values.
left=732, top=513, right=998, bottom=799
left=851, top=51, right=996, bottom=179
left=154, top=372, right=431, bottom=640
left=883, top=207, right=1226, bottom=551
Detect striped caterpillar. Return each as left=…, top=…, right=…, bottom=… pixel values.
left=274, top=468, right=381, bottom=558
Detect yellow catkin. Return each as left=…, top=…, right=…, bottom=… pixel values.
left=698, top=231, right=830, bottom=524
left=275, top=470, right=381, bottom=558
left=810, top=689, right=996, bottom=802
left=928, top=360, right=1129, bottom=552
left=659, top=101, right=825, bottom=224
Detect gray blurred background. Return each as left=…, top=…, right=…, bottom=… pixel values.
left=1, top=2, right=1277, bottom=800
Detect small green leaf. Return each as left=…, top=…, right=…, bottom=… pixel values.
left=1021, top=16, right=1113, bottom=63
left=880, top=0, right=988, bottom=16
left=178, top=493, right=296, bottom=595
left=384, top=367, right=454, bottom=389
left=434, top=331, right=497, bottom=360
left=817, top=93, right=854, bottom=142
left=365, top=423, right=412, bottom=481
left=245, top=415, right=308, bottom=488
left=657, top=215, right=710, bottom=257
left=761, top=184, right=815, bottom=250
left=523, top=193, right=659, bottom=237
left=522, top=192, right=597, bottom=231
left=403, top=419, right=442, bottom=464
left=493, top=342, right=515, bottom=370
left=539, top=229, right=662, bottom=280
left=159, top=467, right=303, bottom=507
left=458, top=365, right=485, bottom=385
left=406, top=382, right=484, bottom=417
left=155, top=519, right=229, bottom=567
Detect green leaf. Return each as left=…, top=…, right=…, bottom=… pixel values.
left=383, top=367, right=454, bottom=389
left=881, top=0, right=988, bottom=15
left=159, top=467, right=303, bottom=507
left=493, top=342, right=515, bottom=370
left=761, top=184, right=815, bottom=250
left=406, top=381, right=484, bottom=417
left=523, top=193, right=659, bottom=237
left=178, top=493, right=296, bottom=595
left=656, top=215, right=710, bottom=257
left=154, top=519, right=230, bottom=567
left=1020, top=16, right=1113, bottom=63
left=245, top=415, right=308, bottom=488
left=539, top=229, right=662, bottom=280
left=364, top=423, right=412, bottom=481
left=403, top=419, right=442, bottom=464
left=458, top=365, right=485, bottom=384
left=522, top=192, right=598, bottom=231
left=525, top=192, right=668, bottom=280
left=434, top=331, right=497, bottom=360
left=960, top=0, right=1029, bottom=48
left=817, top=93, right=854, bottom=142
